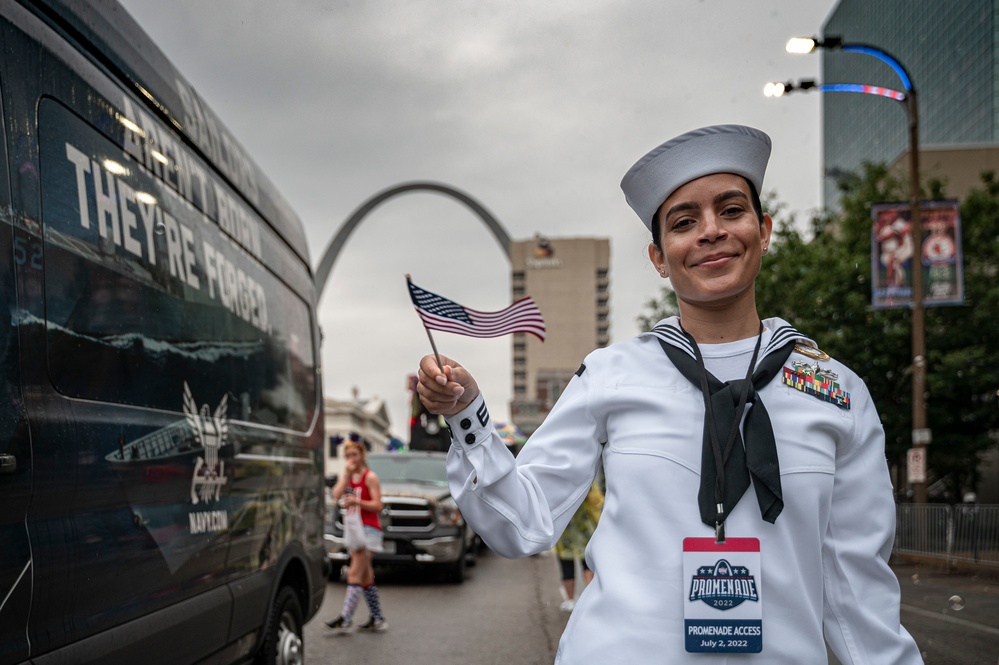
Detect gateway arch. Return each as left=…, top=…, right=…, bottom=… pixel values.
left=314, top=181, right=512, bottom=299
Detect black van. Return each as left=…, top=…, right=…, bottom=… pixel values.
left=0, top=1, right=326, bottom=664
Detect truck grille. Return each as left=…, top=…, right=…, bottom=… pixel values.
left=382, top=496, right=434, bottom=532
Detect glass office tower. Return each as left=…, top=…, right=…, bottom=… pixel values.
left=822, top=0, right=998, bottom=207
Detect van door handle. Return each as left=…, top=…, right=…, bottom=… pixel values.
left=0, top=454, right=15, bottom=474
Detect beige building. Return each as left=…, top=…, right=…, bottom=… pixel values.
left=889, top=145, right=999, bottom=203
left=509, top=235, right=610, bottom=435
left=322, top=387, right=391, bottom=478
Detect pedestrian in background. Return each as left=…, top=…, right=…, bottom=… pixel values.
left=416, top=125, right=922, bottom=663
left=554, top=481, right=602, bottom=612
left=326, top=434, right=389, bottom=634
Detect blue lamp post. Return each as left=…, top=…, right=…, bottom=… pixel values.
left=768, top=36, right=929, bottom=502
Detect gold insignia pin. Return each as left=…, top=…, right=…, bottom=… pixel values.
left=794, top=342, right=830, bottom=361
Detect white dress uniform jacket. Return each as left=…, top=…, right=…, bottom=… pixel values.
left=445, top=317, right=923, bottom=664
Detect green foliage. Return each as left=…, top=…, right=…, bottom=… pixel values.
left=636, top=288, right=678, bottom=332
left=638, top=164, right=999, bottom=500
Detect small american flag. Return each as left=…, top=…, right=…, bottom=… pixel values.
left=407, top=277, right=546, bottom=341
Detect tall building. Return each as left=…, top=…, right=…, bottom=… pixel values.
left=821, top=0, right=999, bottom=207
left=509, top=236, right=610, bottom=435
left=821, top=1, right=999, bottom=501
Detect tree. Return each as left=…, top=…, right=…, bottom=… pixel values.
left=639, top=166, right=999, bottom=500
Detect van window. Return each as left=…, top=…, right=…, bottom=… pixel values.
left=38, top=99, right=315, bottom=431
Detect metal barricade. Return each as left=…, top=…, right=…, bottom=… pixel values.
left=951, top=504, right=999, bottom=566
left=894, top=504, right=999, bottom=570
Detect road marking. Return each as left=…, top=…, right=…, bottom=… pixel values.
left=901, top=603, right=999, bottom=637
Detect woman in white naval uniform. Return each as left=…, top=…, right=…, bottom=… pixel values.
left=416, top=125, right=923, bottom=664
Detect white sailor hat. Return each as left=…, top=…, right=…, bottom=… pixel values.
left=620, top=124, right=772, bottom=232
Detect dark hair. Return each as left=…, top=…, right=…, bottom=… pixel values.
left=651, top=177, right=764, bottom=250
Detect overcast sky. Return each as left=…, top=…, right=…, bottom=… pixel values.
left=117, top=0, right=837, bottom=436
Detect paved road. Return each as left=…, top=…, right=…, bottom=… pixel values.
left=893, top=562, right=999, bottom=665
left=303, top=551, right=998, bottom=665
left=304, top=549, right=570, bottom=665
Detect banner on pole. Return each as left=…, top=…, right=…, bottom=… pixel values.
left=870, top=200, right=964, bottom=309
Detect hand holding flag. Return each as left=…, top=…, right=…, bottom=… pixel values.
left=416, top=352, right=480, bottom=417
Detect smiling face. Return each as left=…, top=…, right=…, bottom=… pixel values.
left=647, top=173, right=772, bottom=316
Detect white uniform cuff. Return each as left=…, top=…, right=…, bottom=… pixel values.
left=445, top=396, right=493, bottom=449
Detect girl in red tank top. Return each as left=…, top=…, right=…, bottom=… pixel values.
left=349, top=469, right=382, bottom=530
left=326, top=435, right=388, bottom=633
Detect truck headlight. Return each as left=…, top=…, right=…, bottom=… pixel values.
left=436, top=497, right=464, bottom=526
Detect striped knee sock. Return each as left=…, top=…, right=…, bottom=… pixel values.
left=362, top=584, right=383, bottom=621
left=341, top=584, right=363, bottom=621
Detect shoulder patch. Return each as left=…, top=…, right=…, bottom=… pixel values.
left=794, top=341, right=830, bottom=361
left=575, top=363, right=586, bottom=377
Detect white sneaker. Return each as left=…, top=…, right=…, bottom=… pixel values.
left=358, top=616, right=388, bottom=632
left=559, top=599, right=575, bottom=613
left=325, top=616, right=354, bottom=634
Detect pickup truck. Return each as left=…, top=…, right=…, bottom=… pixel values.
left=325, top=451, right=479, bottom=582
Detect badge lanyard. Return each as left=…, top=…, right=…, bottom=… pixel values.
left=681, top=324, right=764, bottom=543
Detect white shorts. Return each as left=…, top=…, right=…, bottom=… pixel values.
left=361, top=525, right=384, bottom=553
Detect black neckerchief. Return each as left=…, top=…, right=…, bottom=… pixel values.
left=658, top=323, right=796, bottom=541
left=688, top=323, right=762, bottom=541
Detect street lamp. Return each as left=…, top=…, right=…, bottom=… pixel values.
left=764, top=79, right=905, bottom=102
left=773, top=36, right=930, bottom=503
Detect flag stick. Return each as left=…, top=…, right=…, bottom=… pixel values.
left=407, top=273, right=445, bottom=372
left=424, top=325, right=444, bottom=372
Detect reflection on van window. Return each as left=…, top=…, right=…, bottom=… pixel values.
left=38, top=100, right=315, bottom=431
